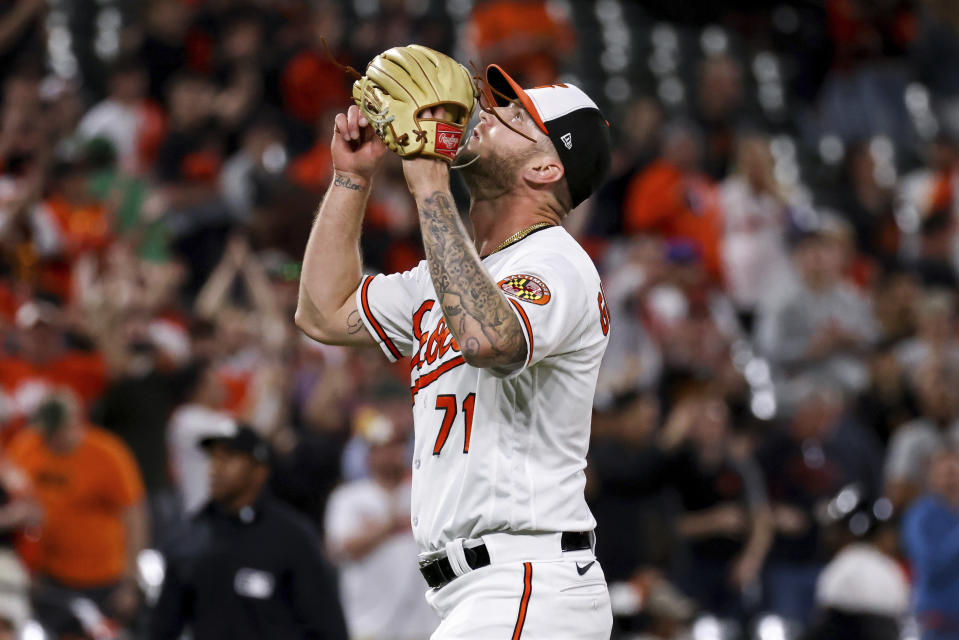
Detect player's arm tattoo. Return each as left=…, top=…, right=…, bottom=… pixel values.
left=346, top=308, right=364, bottom=334
left=416, top=191, right=526, bottom=368
left=333, top=173, right=365, bottom=191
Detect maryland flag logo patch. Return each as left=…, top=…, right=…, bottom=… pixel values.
left=498, top=274, right=551, bottom=305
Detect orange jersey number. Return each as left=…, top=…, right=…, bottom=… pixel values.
left=433, top=393, right=476, bottom=455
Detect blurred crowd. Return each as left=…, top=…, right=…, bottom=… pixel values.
left=0, top=0, right=958, bottom=639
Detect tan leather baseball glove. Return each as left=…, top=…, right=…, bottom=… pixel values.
left=352, top=45, right=475, bottom=162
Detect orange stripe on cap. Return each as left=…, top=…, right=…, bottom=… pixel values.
left=507, top=298, right=534, bottom=367
left=360, top=275, right=402, bottom=360
left=486, top=64, right=549, bottom=135
left=511, top=562, right=533, bottom=640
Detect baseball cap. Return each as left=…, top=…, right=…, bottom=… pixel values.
left=200, top=422, right=271, bottom=465
left=485, top=64, right=612, bottom=208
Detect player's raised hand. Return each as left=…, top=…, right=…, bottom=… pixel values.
left=401, top=105, right=451, bottom=198
left=331, top=104, right=388, bottom=181
left=402, top=154, right=450, bottom=200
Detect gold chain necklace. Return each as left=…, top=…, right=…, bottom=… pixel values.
left=486, top=222, right=553, bottom=257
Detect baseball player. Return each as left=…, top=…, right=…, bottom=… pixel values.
left=296, top=51, right=613, bottom=639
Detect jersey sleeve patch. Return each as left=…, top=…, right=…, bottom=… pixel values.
left=497, top=274, right=551, bottom=305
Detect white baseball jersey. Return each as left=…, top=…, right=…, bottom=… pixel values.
left=354, top=226, right=611, bottom=552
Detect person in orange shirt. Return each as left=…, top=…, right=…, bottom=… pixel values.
left=623, top=122, right=724, bottom=281
left=30, top=158, right=114, bottom=300
left=6, top=389, right=147, bottom=636
left=466, top=0, right=576, bottom=87
left=0, top=300, right=106, bottom=443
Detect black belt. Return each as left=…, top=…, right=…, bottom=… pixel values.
left=419, top=531, right=592, bottom=589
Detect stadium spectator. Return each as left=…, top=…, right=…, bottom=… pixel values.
left=278, top=1, right=352, bottom=130
left=137, top=0, right=192, bottom=104
left=150, top=423, right=347, bottom=640
left=870, top=265, right=920, bottom=343
left=42, top=78, right=85, bottom=158
left=219, top=112, right=286, bottom=223
left=0, top=73, right=48, bottom=260
left=166, top=363, right=234, bottom=518
left=288, top=113, right=335, bottom=193
left=268, top=341, right=357, bottom=529
left=902, top=445, right=959, bottom=640
left=830, top=142, right=900, bottom=260
left=465, top=0, right=575, bottom=87
left=755, top=219, right=877, bottom=394
left=75, top=247, right=192, bottom=492
left=817, top=0, right=916, bottom=144
left=325, top=407, right=438, bottom=640
left=589, top=391, right=674, bottom=581
left=623, top=121, right=724, bottom=281
left=758, top=381, right=883, bottom=623
left=594, top=238, right=666, bottom=401
left=202, top=6, right=263, bottom=140
left=719, top=133, right=793, bottom=327
left=6, top=389, right=146, bottom=635
left=671, top=392, right=773, bottom=620
left=153, top=71, right=231, bottom=295
left=641, top=241, right=742, bottom=382
left=191, top=233, right=291, bottom=434
left=895, top=288, right=959, bottom=376
left=885, top=358, right=959, bottom=509
left=855, top=338, right=918, bottom=446
left=587, top=97, right=664, bottom=237
left=0, top=300, right=106, bottom=439
left=29, top=156, right=115, bottom=299
left=896, top=133, right=959, bottom=281
left=91, top=343, right=196, bottom=537
left=76, top=59, right=161, bottom=175
left=913, top=207, right=958, bottom=289
left=694, top=54, right=745, bottom=180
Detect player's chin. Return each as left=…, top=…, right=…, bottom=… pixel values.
left=455, top=144, right=478, bottom=163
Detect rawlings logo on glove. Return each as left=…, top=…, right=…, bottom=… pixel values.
left=351, top=45, right=475, bottom=163
left=434, top=123, right=463, bottom=159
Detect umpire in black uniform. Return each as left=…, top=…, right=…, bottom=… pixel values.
left=148, top=423, right=347, bottom=640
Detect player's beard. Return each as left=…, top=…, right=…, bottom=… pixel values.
left=455, top=145, right=524, bottom=201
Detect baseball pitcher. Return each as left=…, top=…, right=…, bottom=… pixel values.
left=296, top=45, right=613, bottom=639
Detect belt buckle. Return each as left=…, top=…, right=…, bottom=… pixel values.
left=419, top=556, right=453, bottom=589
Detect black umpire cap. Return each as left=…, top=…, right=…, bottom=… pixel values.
left=200, top=423, right=271, bottom=465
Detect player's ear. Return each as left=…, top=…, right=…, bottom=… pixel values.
left=522, top=157, right=564, bottom=188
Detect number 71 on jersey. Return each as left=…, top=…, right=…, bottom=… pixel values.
left=433, top=393, right=476, bottom=455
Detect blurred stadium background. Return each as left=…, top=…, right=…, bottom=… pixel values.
left=1, top=0, right=959, bottom=638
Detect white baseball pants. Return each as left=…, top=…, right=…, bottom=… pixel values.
left=423, top=532, right=612, bottom=639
